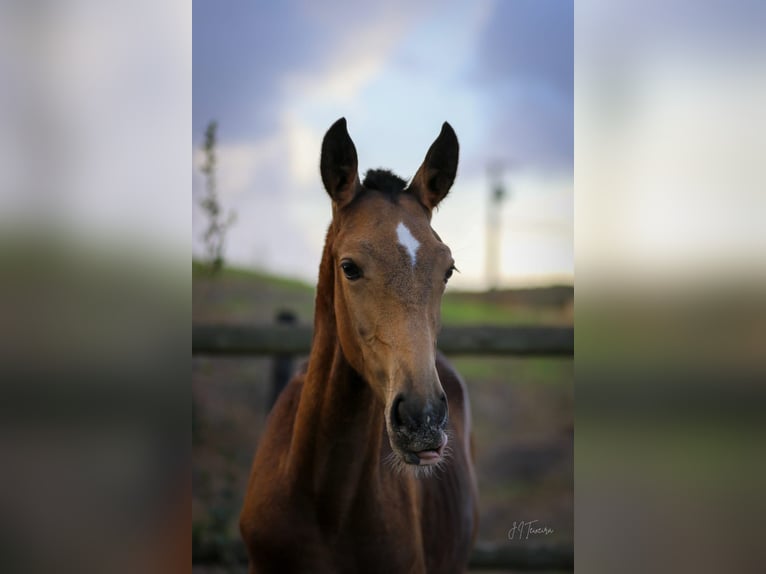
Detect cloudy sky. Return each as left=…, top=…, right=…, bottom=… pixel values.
left=193, top=0, right=573, bottom=289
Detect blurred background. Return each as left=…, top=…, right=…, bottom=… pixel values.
left=192, top=1, right=573, bottom=572
left=575, top=2, right=766, bottom=572
left=2, top=0, right=764, bottom=572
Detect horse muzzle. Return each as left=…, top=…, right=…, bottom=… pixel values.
left=389, top=392, right=448, bottom=465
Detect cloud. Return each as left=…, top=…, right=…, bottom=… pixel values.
left=193, top=1, right=321, bottom=141
left=280, top=5, right=410, bottom=105
left=192, top=111, right=331, bottom=278
left=470, top=0, right=573, bottom=174
left=475, top=0, right=573, bottom=94
left=192, top=139, right=281, bottom=201
left=192, top=1, right=574, bottom=285
left=192, top=0, right=434, bottom=141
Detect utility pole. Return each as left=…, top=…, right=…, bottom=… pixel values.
left=486, top=161, right=509, bottom=291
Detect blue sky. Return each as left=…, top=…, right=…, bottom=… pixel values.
left=193, top=0, right=573, bottom=289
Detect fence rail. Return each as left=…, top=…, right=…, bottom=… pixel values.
left=192, top=324, right=574, bottom=356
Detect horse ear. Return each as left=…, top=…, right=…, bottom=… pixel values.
left=410, top=122, right=459, bottom=211
left=320, top=118, right=360, bottom=207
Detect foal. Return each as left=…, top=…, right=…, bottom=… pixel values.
left=240, top=118, right=478, bottom=573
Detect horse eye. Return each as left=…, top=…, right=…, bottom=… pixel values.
left=340, top=260, right=362, bottom=280
left=444, top=264, right=457, bottom=283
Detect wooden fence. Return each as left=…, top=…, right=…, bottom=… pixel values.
left=192, top=322, right=574, bottom=571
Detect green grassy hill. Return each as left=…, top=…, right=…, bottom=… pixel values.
left=193, top=261, right=573, bottom=327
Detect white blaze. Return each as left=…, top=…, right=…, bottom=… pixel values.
left=396, top=221, right=420, bottom=267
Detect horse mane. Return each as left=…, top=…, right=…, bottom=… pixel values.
left=362, top=169, right=408, bottom=200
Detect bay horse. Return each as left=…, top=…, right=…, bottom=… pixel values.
left=240, top=118, right=478, bottom=573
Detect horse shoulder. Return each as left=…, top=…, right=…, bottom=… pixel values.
left=435, top=352, right=471, bottom=439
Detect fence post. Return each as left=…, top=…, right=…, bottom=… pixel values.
left=269, top=310, right=297, bottom=409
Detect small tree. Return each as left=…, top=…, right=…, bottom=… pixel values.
left=199, top=121, right=236, bottom=273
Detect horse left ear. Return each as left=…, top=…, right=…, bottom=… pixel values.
left=320, top=118, right=360, bottom=208
left=410, top=122, right=459, bottom=211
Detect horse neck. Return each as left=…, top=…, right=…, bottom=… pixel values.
left=288, top=223, right=385, bottom=512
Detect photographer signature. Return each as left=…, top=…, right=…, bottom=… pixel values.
left=508, top=520, right=555, bottom=540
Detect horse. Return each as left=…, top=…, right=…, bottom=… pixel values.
left=240, top=118, right=478, bottom=573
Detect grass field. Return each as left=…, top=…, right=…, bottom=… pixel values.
left=192, top=262, right=573, bottom=571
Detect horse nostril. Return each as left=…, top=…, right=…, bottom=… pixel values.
left=437, top=394, right=448, bottom=426
left=391, top=393, right=405, bottom=429
left=392, top=393, right=422, bottom=433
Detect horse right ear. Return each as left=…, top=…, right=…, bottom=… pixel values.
left=320, top=118, right=360, bottom=208
left=410, top=122, right=459, bottom=212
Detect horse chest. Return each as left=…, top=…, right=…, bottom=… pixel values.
left=249, top=500, right=424, bottom=573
